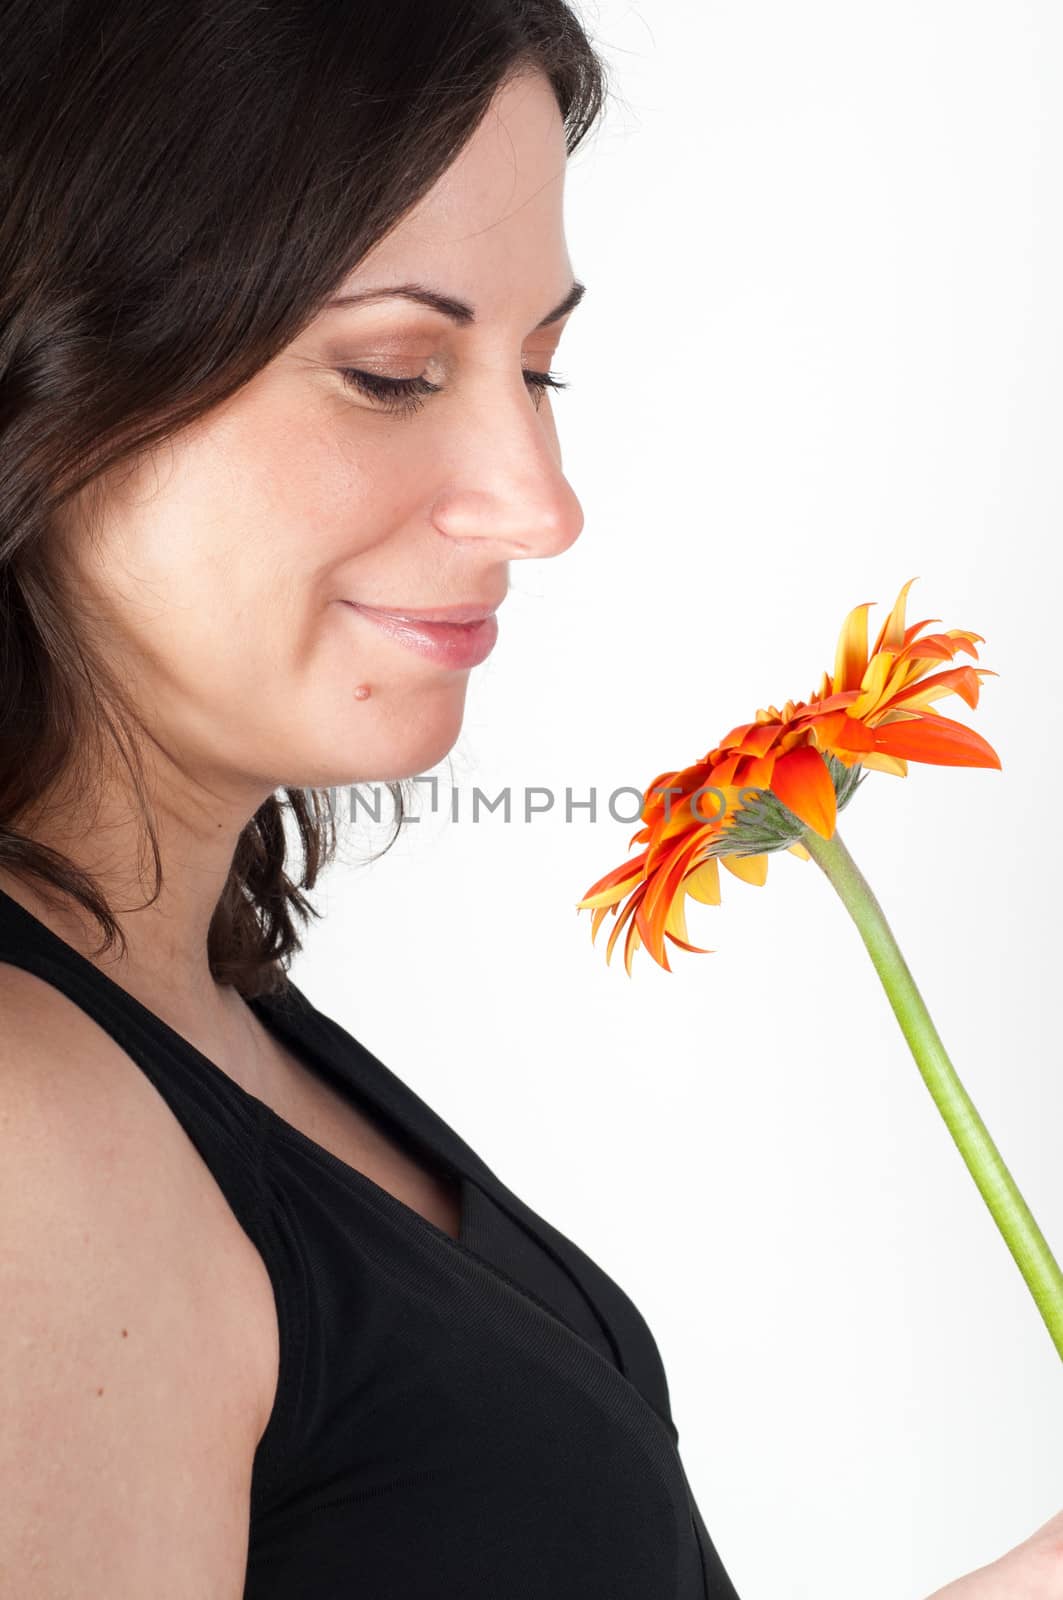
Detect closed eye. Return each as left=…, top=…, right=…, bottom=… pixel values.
left=339, top=366, right=569, bottom=418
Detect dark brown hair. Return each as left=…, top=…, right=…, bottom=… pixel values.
left=0, top=0, right=609, bottom=998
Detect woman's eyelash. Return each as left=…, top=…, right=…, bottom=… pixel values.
left=339, top=367, right=569, bottom=417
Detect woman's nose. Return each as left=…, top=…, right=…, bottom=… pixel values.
left=429, top=393, right=585, bottom=561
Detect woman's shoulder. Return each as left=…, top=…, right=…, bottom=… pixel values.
left=0, top=957, right=267, bottom=1591
left=0, top=957, right=279, bottom=1451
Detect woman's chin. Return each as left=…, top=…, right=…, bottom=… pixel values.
left=275, top=720, right=465, bottom=793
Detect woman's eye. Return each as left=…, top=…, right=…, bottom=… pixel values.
left=338, top=366, right=569, bottom=418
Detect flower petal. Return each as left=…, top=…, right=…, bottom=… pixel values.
left=577, top=849, right=649, bottom=909
left=605, top=890, right=641, bottom=966
left=832, top=600, right=873, bottom=693
left=721, top=852, right=768, bottom=886
left=623, top=914, right=644, bottom=977
left=737, top=720, right=783, bottom=758
left=684, top=856, right=722, bottom=904
left=902, top=616, right=941, bottom=646
left=664, top=890, right=690, bottom=944
left=870, top=713, right=1002, bottom=768
left=869, top=575, right=918, bottom=656
left=642, top=831, right=708, bottom=953
left=663, top=929, right=715, bottom=955
left=883, top=663, right=983, bottom=714
left=770, top=745, right=837, bottom=838
left=828, top=716, right=876, bottom=753
left=709, top=751, right=743, bottom=785
left=859, top=751, right=909, bottom=776
left=739, top=753, right=777, bottom=787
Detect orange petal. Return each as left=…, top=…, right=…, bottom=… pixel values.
left=709, top=752, right=743, bottom=785
left=654, top=794, right=700, bottom=845
left=827, top=716, right=876, bottom=753
left=683, top=857, right=722, bottom=905
left=801, top=708, right=849, bottom=747
left=806, top=688, right=863, bottom=714
left=623, top=915, right=644, bottom=977
left=944, top=628, right=984, bottom=658
left=639, top=778, right=678, bottom=826
left=769, top=745, right=837, bottom=838
left=896, top=635, right=955, bottom=668
left=833, top=600, right=873, bottom=693
left=736, top=720, right=782, bottom=759
left=854, top=647, right=896, bottom=708
left=664, top=890, right=690, bottom=944
left=577, top=860, right=645, bottom=910
left=739, top=753, right=777, bottom=787
left=663, top=929, right=715, bottom=955
left=901, top=616, right=941, bottom=646
left=883, top=663, right=982, bottom=714
left=643, top=832, right=707, bottom=953
left=605, top=889, right=642, bottom=967
left=869, top=576, right=919, bottom=656
left=721, top=852, right=768, bottom=886
left=858, top=751, right=909, bottom=777
left=716, top=721, right=758, bottom=750
left=870, top=713, right=1001, bottom=768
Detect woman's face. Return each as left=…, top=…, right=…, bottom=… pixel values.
left=64, top=69, right=584, bottom=799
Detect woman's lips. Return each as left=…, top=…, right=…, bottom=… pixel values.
left=340, top=601, right=499, bottom=669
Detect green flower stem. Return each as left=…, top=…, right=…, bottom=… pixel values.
left=799, top=823, right=1063, bottom=1362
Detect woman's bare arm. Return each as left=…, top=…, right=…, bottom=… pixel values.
left=923, top=1506, right=1063, bottom=1599
left=0, top=988, right=261, bottom=1597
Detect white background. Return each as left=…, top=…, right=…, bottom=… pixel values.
left=290, top=5, right=1063, bottom=1597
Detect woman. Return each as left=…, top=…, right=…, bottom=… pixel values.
left=0, top=4, right=1058, bottom=1596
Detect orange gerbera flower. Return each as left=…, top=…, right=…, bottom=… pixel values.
left=577, top=577, right=1000, bottom=974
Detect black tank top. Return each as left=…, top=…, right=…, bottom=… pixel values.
left=0, top=884, right=741, bottom=1599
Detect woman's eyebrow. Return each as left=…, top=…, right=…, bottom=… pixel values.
left=326, top=279, right=586, bottom=329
